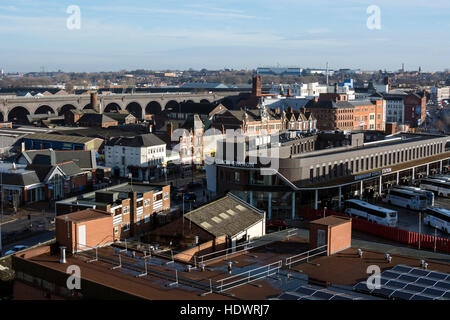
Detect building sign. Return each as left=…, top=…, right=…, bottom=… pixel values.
left=354, top=170, right=382, bottom=181
left=216, top=159, right=255, bottom=167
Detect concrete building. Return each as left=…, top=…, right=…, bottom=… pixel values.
left=105, top=134, right=166, bottom=180
left=209, top=132, right=450, bottom=220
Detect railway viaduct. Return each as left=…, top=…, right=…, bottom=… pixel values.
left=0, top=91, right=248, bottom=123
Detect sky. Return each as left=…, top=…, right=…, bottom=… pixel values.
left=0, top=0, right=449, bottom=73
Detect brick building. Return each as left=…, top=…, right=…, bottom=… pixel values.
left=55, top=182, right=171, bottom=240
left=404, top=93, right=427, bottom=128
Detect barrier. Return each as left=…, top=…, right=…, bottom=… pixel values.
left=299, top=208, right=450, bottom=254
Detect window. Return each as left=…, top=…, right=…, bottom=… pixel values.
left=316, top=167, right=320, bottom=179
left=123, top=206, right=130, bottom=215
left=144, top=199, right=150, bottom=207
left=235, top=172, right=240, bottom=182
left=114, top=226, right=118, bottom=234
left=310, top=168, right=314, bottom=182
left=163, top=192, right=169, bottom=200
left=123, top=223, right=130, bottom=231
left=144, top=215, right=150, bottom=223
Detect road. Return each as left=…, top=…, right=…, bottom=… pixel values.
left=375, top=196, right=450, bottom=239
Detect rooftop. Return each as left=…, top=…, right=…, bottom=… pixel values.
left=56, top=208, right=110, bottom=223
left=184, top=194, right=265, bottom=238
left=12, top=230, right=450, bottom=300
left=23, top=133, right=98, bottom=144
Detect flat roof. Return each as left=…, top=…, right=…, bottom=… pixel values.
left=56, top=209, right=110, bottom=223
left=300, top=134, right=446, bottom=159
left=310, top=215, right=351, bottom=227
left=13, top=235, right=450, bottom=300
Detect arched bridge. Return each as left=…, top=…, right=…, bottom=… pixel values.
left=0, top=91, right=247, bottom=123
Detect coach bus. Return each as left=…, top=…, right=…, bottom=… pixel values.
left=423, top=207, right=450, bottom=234
left=344, top=199, right=398, bottom=227
left=420, top=178, right=450, bottom=197
left=382, top=188, right=428, bottom=210
left=395, top=186, right=435, bottom=207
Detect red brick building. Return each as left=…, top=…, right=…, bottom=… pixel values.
left=55, top=182, right=171, bottom=240
left=404, top=93, right=426, bottom=128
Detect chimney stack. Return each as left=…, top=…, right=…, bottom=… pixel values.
left=167, top=122, right=173, bottom=138
left=90, top=91, right=99, bottom=113
left=252, top=75, right=262, bottom=97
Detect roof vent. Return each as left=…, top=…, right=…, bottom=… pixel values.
left=60, top=246, right=67, bottom=264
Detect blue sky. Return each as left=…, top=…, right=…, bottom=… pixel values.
left=0, top=0, right=449, bottom=72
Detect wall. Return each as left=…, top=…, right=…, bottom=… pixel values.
left=329, top=220, right=352, bottom=255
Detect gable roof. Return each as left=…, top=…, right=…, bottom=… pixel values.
left=78, top=113, right=117, bottom=124
left=21, top=149, right=96, bottom=169
left=0, top=170, right=41, bottom=186
left=184, top=194, right=264, bottom=238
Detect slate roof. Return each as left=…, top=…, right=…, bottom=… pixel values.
left=0, top=171, right=41, bottom=186
left=23, top=133, right=97, bottom=144
left=78, top=113, right=117, bottom=124
left=21, top=149, right=96, bottom=169
left=27, top=161, right=83, bottom=181
left=103, top=112, right=136, bottom=123
left=105, top=133, right=166, bottom=148
left=305, top=100, right=355, bottom=109
left=184, top=194, right=264, bottom=238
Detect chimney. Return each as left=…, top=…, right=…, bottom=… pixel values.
left=252, top=75, right=262, bottom=97
left=60, top=246, right=67, bottom=264
left=167, top=122, right=173, bottom=138
left=90, top=91, right=99, bottom=113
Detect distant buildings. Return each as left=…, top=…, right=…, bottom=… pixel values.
left=430, top=86, right=450, bottom=104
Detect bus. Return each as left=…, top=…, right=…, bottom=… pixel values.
left=429, top=175, right=450, bottom=182
left=344, top=199, right=398, bottom=227
left=420, top=178, right=450, bottom=197
left=382, top=188, right=428, bottom=210
left=395, top=186, right=435, bottom=207
left=423, top=207, right=450, bottom=234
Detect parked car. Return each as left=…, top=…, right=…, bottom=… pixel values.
left=2, top=245, right=29, bottom=257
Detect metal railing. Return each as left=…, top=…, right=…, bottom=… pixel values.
left=285, top=244, right=328, bottom=269
left=216, top=260, right=283, bottom=293
left=194, top=240, right=255, bottom=267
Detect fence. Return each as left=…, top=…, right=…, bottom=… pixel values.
left=285, top=244, right=328, bottom=269
left=299, top=208, right=450, bottom=254
left=216, top=260, right=283, bottom=293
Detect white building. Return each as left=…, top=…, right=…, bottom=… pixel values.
left=105, top=134, right=166, bottom=181
left=431, top=86, right=450, bottom=104
left=269, top=82, right=328, bottom=98
left=371, top=92, right=407, bottom=124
